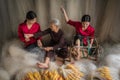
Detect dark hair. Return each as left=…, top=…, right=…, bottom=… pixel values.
left=81, top=15, right=91, bottom=22
left=26, top=11, right=37, bottom=20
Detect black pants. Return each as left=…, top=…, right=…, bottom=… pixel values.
left=25, top=43, right=37, bottom=51
left=74, top=34, right=84, bottom=45
left=46, top=47, right=68, bottom=60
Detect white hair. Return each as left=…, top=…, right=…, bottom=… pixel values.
left=50, top=18, right=60, bottom=26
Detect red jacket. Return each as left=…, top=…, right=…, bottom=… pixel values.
left=67, top=20, right=95, bottom=45
left=18, top=22, right=42, bottom=47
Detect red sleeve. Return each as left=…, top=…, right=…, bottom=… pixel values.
left=18, top=24, right=26, bottom=43
left=36, top=24, right=42, bottom=40
left=67, top=20, right=80, bottom=27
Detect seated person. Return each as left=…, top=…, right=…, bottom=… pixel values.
left=61, top=7, right=95, bottom=60
left=25, top=18, right=68, bottom=68
left=18, top=11, right=42, bottom=51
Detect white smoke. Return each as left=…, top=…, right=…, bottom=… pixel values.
left=74, top=59, right=97, bottom=79
left=15, top=67, right=39, bottom=80
left=100, top=44, right=120, bottom=68
left=0, top=68, right=10, bottom=80
left=105, top=54, right=120, bottom=69
left=0, top=39, right=120, bottom=80
left=96, top=43, right=120, bottom=80
left=0, top=39, right=45, bottom=79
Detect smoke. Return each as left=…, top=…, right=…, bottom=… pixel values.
left=15, top=67, right=39, bottom=80
left=105, top=54, right=120, bottom=69
left=0, top=68, right=10, bottom=80
left=95, top=43, right=120, bottom=80
left=0, top=39, right=120, bottom=80
left=99, top=43, right=120, bottom=67
left=0, top=39, right=45, bottom=79
left=74, top=59, right=97, bottom=79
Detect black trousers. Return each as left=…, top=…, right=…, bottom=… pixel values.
left=46, top=47, right=68, bottom=60
left=25, top=43, right=37, bottom=51
left=74, top=34, right=84, bottom=45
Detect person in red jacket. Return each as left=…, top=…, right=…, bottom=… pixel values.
left=61, top=7, right=95, bottom=60
left=18, top=11, right=42, bottom=51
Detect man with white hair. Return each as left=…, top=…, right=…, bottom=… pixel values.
left=25, top=18, right=68, bottom=68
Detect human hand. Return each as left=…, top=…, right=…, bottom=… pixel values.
left=24, top=34, right=33, bottom=39
left=60, top=6, right=69, bottom=22
left=25, top=38, right=30, bottom=42
left=44, top=47, right=53, bottom=51
left=37, top=40, right=43, bottom=47
left=60, top=6, right=65, bottom=13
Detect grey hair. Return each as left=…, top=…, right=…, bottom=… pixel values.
left=50, top=18, right=60, bottom=27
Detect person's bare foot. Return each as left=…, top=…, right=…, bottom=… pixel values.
left=74, top=51, right=81, bottom=60
left=88, top=56, right=97, bottom=61
left=36, top=62, right=48, bottom=68
left=70, top=60, right=75, bottom=64
left=75, top=56, right=80, bottom=60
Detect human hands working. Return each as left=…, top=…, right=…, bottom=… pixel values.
left=37, top=40, right=43, bottom=47
left=44, top=47, right=53, bottom=52
left=24, top=34, right=33, bottom=39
